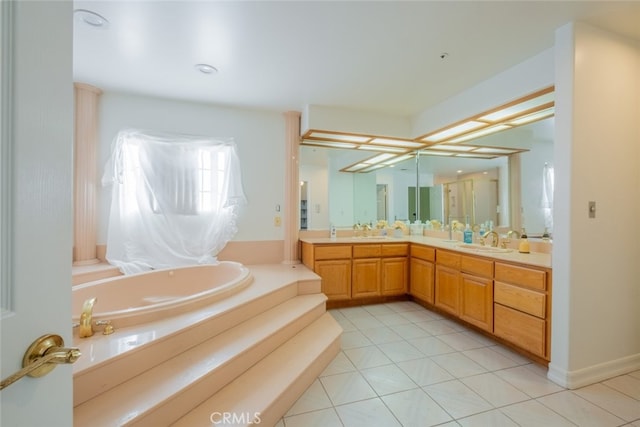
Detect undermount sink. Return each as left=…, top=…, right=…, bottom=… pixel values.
left=455, top=243, right=513, bottom=253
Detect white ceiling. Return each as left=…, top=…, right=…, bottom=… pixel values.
left=73, top=1, right=640, bottom=176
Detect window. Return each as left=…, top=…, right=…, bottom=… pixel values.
left=104, top=129, right=246, bottom=273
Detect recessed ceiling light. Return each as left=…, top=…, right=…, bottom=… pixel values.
left=74, top=9, right=109, bottom=28
left=195, top=63, right=218, bottom=74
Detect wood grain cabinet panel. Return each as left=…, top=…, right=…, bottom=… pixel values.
left=314, top=245, right=352, bottom=261
left=461, top=255, right=493, bottom=278
left=411, top=245, right=435, bottom=262
left=494, top=304, right=546, bottom=357
left=495, top=281, right=546, bottom=318
left=435, top=264, right=460, bottom=316
left=352, top=258, right=381, bottom=298
left=495, top=262, right=546, bottom=290
left=381, top=257, right=408, bottom=296
left=460, top=273, right=493, bottom=332
left=410, top=257, right=435, bottom=303
left=315, top=259, right=351, bottom=300
left=353, top=244, right=381, bottom=258
left=381, top=243, right=409, bottom=257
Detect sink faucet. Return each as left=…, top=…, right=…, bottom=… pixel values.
left=79, top=297, right=97, bottom=338
left=501, top=230, right=521, bottom=248
left=507, top=230, right=521, bottom=239
left=481, top=230, right=499, bottom=247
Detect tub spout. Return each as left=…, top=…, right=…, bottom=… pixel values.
left=79, top=297, right=97, bottom=338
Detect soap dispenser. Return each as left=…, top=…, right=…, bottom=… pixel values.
left=518, top=228, right=530, bottom=254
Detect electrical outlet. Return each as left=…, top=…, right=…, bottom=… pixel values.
left=274, top=216, right=281, bottom=227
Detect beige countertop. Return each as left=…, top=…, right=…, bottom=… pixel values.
left=300, top=235, right=552, bottom=269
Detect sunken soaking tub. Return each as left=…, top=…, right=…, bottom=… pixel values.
left=72, top=261, right=252, bottom=332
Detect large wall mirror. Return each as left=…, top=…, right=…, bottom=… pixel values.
left=300, top=117, right=554, bottom=235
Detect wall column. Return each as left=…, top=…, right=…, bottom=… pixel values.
left=283, top=111, right=301, bottom=264
left=73, top=83, right=102, bottom=265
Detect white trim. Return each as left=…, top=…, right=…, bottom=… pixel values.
left=0, top=0, right=14, bottom=315
left=548, top=353, right=640, bottom=389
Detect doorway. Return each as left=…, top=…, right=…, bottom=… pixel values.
left=408, top=187, right=431, bottom=222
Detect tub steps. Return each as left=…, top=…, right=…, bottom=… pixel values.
left=73, top=267, right=342, bottom=427
left=172, top=312, right=341, bottom=427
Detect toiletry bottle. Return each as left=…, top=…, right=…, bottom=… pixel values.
left=463, top=223, right=473, bottom=244
left=518, top=228, right=530, bottom=254
left=542, top=227, right=550, bottom=242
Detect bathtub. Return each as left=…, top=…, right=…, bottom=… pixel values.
left=72, top=261, right=252, bottom=332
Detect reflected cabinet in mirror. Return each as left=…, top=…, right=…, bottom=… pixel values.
left=299, top=117, right=554, bottom=236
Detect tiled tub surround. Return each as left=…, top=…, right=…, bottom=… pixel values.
left=72, top=264, right=342, bottom=426
left=277, top=301, right=640, bottom=427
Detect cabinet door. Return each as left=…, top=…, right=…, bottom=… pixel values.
left=435, top=265, right=460, bottom=315
left=460, top=273, right=493, bottom=332
left=315, top=259, right=352, bottom=300
left=410, top=257, right=434, bottom=303
left=352, top=258, right=381, bottom=298
left=381, top=257, right=408, bottom=296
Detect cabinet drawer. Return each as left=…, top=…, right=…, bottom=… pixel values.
left=494, top=304, right=546, bottom=357
left=410, top=244, right=435, bottom=262
left=436, top=250, right=461, bottom=269
left=461, top=255, right=493, bottom=278
left=314, top=245, right=352, bottom=260
left=353, top=244, right=381, bottom=258
left=495, top=262, right=546, bottom=290
left=494, top=281, right=546, bottom=318
left=382, top=243, right=408, bottom=257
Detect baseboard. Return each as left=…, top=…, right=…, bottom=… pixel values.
left=547, top=352, right=640, bottom=389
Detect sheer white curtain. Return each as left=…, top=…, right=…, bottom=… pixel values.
left=102, top=129, right=246, bottom=274
left=541, top=163, right=554, bottom=231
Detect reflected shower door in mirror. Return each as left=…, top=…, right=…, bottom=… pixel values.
left=443, top=178, right=499, bottom=228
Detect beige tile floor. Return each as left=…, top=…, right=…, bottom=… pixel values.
left=276, top=301, right=640, bottom=427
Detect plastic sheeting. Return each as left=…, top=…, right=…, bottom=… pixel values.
left=102, top=129, right=247, bottom=274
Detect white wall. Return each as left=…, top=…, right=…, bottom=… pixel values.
left=411, top=48, right=555, bottom=137
left=550, top=22, right=640, bottom=388
left=97, top=91, right=285, bottom=243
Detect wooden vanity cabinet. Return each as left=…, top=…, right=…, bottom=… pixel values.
left=301, top=243, right=352, bottom=300
left=459, top=255, right=494, bottom=332
left=434, top=250, right=461, bottom=316
left=352, top=243, right=408, bottom=298
left=301, top=241, right=408, bottom=301
left=409, top=245, right=435, bottom=303
left=493, top=262, right=550, bottom=359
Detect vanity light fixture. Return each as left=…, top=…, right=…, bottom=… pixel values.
left=74, top=9, right=109, bottom=28
left=421, top=121, right=486, bottom=143
left=369, top=137, right=424, bottom=148
left=447, top=124, right=512, bottom=143
left=300, top=86, right=553, bottom=173
left=195, top=63, right=218, bottom=74
left=417, top=86, right=554, bottom=144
